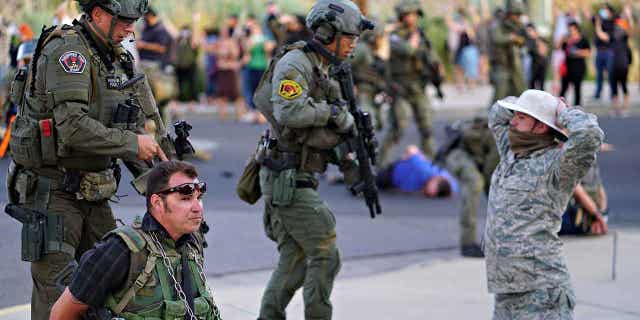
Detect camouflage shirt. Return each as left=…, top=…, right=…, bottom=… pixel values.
left=483, top=99, right=604, bottom=294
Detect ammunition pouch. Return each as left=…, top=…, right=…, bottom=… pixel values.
left=111, top=100, right=140, bottom=131
left=271, top=168, right=296, bottom=207
left=78, top=169, right=118, bottom=202
left=237, top=155, right=262, bottom=205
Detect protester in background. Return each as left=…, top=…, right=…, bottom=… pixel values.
left=174, top=25, right=199, bottom=105
left=447, top=7, right=479, bottom=90
left=263, top=1, right=285, bottom=47
left=560, top=22, right=590, bottom=106
left=526, top=23, right=549, bottom=90
left=592, top=3, right=616, bottom=101
left=377, top=145, right=458, bottom=198
left=551, top=6, right=581, bottom=95
left=283, top=14, right=311, bottom=45
left=203, top=27, right=219, bottom=106
left=214, top=26, right=244, bottom=121
left=240, top=17, right=274, bottom=124
left=611, top=17, right=632, bottom=117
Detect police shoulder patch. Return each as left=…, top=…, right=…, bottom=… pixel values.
left=59, top=51, right=87, bottom=74
left=278, top=80, right=303, bottom=100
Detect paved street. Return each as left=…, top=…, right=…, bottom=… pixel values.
left=0, top=84, right=639, bottom=316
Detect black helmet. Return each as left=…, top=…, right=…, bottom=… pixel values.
left=77, top=0, right=148, bottom=20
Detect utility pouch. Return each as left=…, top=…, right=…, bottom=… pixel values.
left=78, top=169, right=118, bottom=201
left=9, top=66, right=28, bottom=106
left=271, top=168, right=296, bottom=207
left=21, top=215, right=46, bottom=262
left=14, top=170, right=37, bottom=204
left=163, top=300, right=186, bottom=320
left=39, top=119, right=57, bottom=165
left=6, top=161, right=22, bottom=204
left=111, top=102, right=132, bottom=130
left=9, top=114, right=43, bottom=169
left=236, top=156, right=262, bottom=205
left=62, top=170, right=82, bottom=194
left=193, top=296, right=212, bottom=319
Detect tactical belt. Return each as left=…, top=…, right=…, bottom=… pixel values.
left=295, top=180, right=317, bottom=190
left=33, top=174, right=76, bottom=258
left=262, top=152, right=300, bottom=172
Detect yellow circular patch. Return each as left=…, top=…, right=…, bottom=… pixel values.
left=278, top=80, right=303, bottom=100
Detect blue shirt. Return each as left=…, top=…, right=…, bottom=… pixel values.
left=391, top=154, right=459, bottom=193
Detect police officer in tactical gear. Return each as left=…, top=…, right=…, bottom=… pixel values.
left=252, top=0, right=371, bottom=319
left=488, top=0, right=527, bottom=103
left=50, top=161, right=221, bottom=320
left=379, top=0, right=441, bottom=166
left=6, top=0, right=167, bottom=318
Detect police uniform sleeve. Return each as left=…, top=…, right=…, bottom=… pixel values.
left=271, top=52, right=332, bottom=128
left=488, top=97, right=515, bottom=159
left=69, top=235, right=130, bottom=308
left=553, top=108, right=604, bottom=193
left=42, top=38, right=139, bottom=160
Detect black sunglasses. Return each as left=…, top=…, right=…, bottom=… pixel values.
left=156, top=182, right=207, bottom=196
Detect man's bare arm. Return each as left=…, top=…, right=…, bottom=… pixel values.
left=49, top=287, right=89, bottom=320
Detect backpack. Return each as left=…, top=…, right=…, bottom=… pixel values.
left=252, top=41, right=311, bottom=137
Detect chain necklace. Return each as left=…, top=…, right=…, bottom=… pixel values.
left=150, top=232, right=198, bottom=320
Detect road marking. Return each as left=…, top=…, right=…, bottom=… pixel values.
left=0, top=304, right=30, bottom=316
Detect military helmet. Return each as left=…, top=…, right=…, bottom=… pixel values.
left=306, top=0, right=374, bottom=44
left=77, top=0, right=148, bottom=20
left=395, top=0, right=424, bottom=19
left=505, top=0, right=526, bottom=15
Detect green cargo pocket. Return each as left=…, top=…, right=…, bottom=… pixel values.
left=194, top=296, right=211, bottom=320
left=163, top=300, right=186, bottom=320
left=9, top=115, right=43, bottom=169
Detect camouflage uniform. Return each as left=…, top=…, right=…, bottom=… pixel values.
left=6, top=2, right=151, bottom=318
left=255, top=1, right=367, bottom=319
left=379, top=1, right=438, bottom=164
left=488, top=7, right=526, bottom=102
left=484, top=99, right=604, bottom=319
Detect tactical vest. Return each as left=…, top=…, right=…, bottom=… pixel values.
left=9, top=21, right=139, bottom=172
left=105, top=221, right=220, bottom=320
left=388, top=28, right=430, bottom=81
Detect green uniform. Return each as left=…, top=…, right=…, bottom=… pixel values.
left=442, top=117, right=498, bottom=246
left=257, top=42, right=359, bottom=320
left=350, top=40, right=384, bottom=130
left=104, top=220, right=221, bottom=320
left=7, top=18, right=150, bottom=320
left=489, top=19, right=526, bottom=102
left=380, top=26, right=437, bottom=165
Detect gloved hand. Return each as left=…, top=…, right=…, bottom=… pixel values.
left=329, top=103, right=355, bottom=133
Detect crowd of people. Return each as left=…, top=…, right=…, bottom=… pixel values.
left=0, top=0, right=635, bottom=319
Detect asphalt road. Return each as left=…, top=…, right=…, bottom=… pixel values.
left=0, top=113, right=638, bottom=309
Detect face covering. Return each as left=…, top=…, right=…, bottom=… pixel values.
left=599, top=9, right=609, bottom=20
left=509, top=128, right=556, bottom=157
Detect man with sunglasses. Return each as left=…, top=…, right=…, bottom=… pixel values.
left=6, top=1, right=168, bottom=318
left=51, top=160, right=221, bottom=320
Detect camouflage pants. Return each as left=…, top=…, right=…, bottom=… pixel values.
left=493, top=286, right=576, bottom=320
left=259, top=168, right=341, bottom=320
left=380, top=83, right=434, bottom=166
left=444, top=149, right=484, bottom=246
left=491, top=67, right=525, bottom=104
left=23, top=179, right=116, bottom=320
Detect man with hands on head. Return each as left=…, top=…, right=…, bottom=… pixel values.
left=484, top=89, right=604, bottom=319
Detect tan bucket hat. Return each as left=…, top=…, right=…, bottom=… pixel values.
left=497, top=89, right=568, bottom=140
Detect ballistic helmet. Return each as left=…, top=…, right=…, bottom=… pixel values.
left=306, top=0, right=374, bottom=44
left=505, top=0, right=525, bottom=15
left=77, top=0, right=149, bottom=20
left=395, top=0, right=424, bottom=19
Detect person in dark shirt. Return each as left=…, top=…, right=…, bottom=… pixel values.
left=591, top=3, right=616, bottom=100
left=376, top=145, right=459, bottom=198
left=137, top=7, right=172, bottom=63
left=526, top=23, right=549, bottom=90
left=50, top=161, right=221, bottom=320
left=560, top=22, right=591, bottom=106
left=611, top=18, right=633, bottom=117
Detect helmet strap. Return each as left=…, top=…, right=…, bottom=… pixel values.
left=334, top=30, right=343, bottom=60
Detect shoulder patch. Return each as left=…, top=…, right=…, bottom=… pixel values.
left=59, top=51, right=86, bottom=74
left=278, top=80, right=303, bottom=100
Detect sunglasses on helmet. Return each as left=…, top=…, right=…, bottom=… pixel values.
left=156, top=182, right=207, bottom=196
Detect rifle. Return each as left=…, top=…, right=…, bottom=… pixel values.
left=330, top=62, right=382, bottom=219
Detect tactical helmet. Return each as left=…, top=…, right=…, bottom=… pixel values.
left=360, top=19, right=384, bottom=44
left=505, top=0, right=525, bottom=15
left=306, top=0, right=374, bottom=44
left=77, top=0, right=148, bottom=20
left=394, top=0, right=424, bottom=19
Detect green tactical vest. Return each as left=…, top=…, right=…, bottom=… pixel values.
left=10, top=20, right=140, bottom=172
left=105, top=220, right=221, bottom=320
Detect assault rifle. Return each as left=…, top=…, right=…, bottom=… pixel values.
left=330, top=61, right=382, bottom=219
